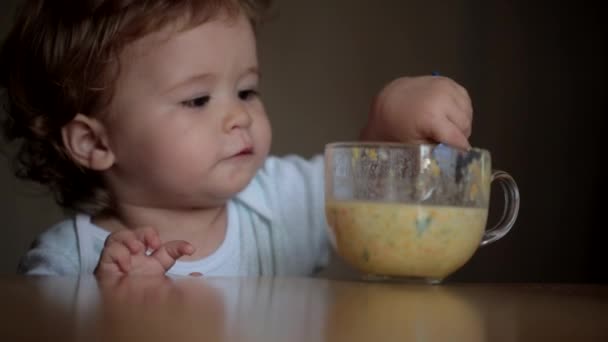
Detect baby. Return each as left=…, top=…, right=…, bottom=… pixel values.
left=0, top=0, right=472, bottom=277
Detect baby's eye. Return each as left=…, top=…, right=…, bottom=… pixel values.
left=181, top=95, right=210, bottom=108
left=238, top=89, right=259, bottom=101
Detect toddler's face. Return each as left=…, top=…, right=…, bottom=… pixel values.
left=102, top=12, right=271, bottom=208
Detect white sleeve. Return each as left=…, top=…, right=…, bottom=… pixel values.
left=258, top=155, right=330, bottom=273
left=17, top=222, right=81, bottom=275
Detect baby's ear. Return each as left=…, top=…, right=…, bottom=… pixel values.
left=61, top=114, right=115, bottom=171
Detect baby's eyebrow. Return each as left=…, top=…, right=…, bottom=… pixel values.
left=243, top=66, right=261, bottom=78
left=163, top=66, right=260, bottom=94
left=163, top=73, right=215, bottom=94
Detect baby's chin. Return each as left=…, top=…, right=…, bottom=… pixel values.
left=184, top=154, right=266, bottom=205
left=211, top=164, right=262, bottom=198
left=231, top=168, right=260, bottom=192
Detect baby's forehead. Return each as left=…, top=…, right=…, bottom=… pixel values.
left=111, top=11, right=255, bottom=93
left=121, top=11, right=246, bottom=60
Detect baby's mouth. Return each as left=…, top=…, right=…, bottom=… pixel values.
left=235, top=146, right=254, bottom=156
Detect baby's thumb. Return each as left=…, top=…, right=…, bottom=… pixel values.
left=430, top=121, right=471, bottom=151
left=151, top=240, right=195, bottom=271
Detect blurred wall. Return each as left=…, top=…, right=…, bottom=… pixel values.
left=1, top=0, right=66, bottom=275
left=1, top=0, right=605, bottom=281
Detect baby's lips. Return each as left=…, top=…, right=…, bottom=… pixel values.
left=229, top=145, right=254, bottom=157
left=238, top=146, right=254, bottom=155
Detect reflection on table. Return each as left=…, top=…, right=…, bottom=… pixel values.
left=0, top=276, right=607, bottom=341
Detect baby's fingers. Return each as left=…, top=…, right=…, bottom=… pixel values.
left=105, top=230, right=144, bottom=254
left=133, top=227, right=162, bottom=251
left=446, top=107, right=472, bottom=139
left=98, top=243, right=132, bottom=274
left=150, top=241, right=195, bottom=271
left=428, top=118, right=471, bottom=150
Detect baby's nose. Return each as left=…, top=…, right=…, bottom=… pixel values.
left=223, top=103, right=253, bottom=131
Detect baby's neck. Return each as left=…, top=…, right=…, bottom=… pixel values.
left=93, top=204, right=228, bottom=261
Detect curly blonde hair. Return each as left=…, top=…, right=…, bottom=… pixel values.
left=1, top=0, right=272, bottom=215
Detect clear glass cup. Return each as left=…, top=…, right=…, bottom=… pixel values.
left=324, top=142, right=520, bottom=284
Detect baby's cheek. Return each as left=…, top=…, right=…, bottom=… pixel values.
left=254, top=115, right=272, bottom=154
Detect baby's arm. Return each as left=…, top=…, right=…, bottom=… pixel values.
left=361, top=76, right=473, bottom=148
left=95, top=227, right=194, bottom=277
left=18, top=248, right=79, bottom=275
left=18, top=224, right=80, bottom=275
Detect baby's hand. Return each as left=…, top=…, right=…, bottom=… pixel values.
left=95, top=227, right=195, bottom=277
left=361, top=76, right=473, bottom=149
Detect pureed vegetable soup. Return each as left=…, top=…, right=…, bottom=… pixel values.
left=325, top=201, right=488, bottom=280
left=325, top=143, right=520, bottom=282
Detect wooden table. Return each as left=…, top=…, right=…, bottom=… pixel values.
left=0, top=276, right=606, bottom=341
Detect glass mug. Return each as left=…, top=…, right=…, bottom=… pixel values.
left=324, top=142, right=520, bottom=284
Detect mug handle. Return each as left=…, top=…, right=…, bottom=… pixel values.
left=480, top=170, right=520, bottom=246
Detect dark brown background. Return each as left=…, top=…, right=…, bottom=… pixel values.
left=1, top=0, right=605, bottom=282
